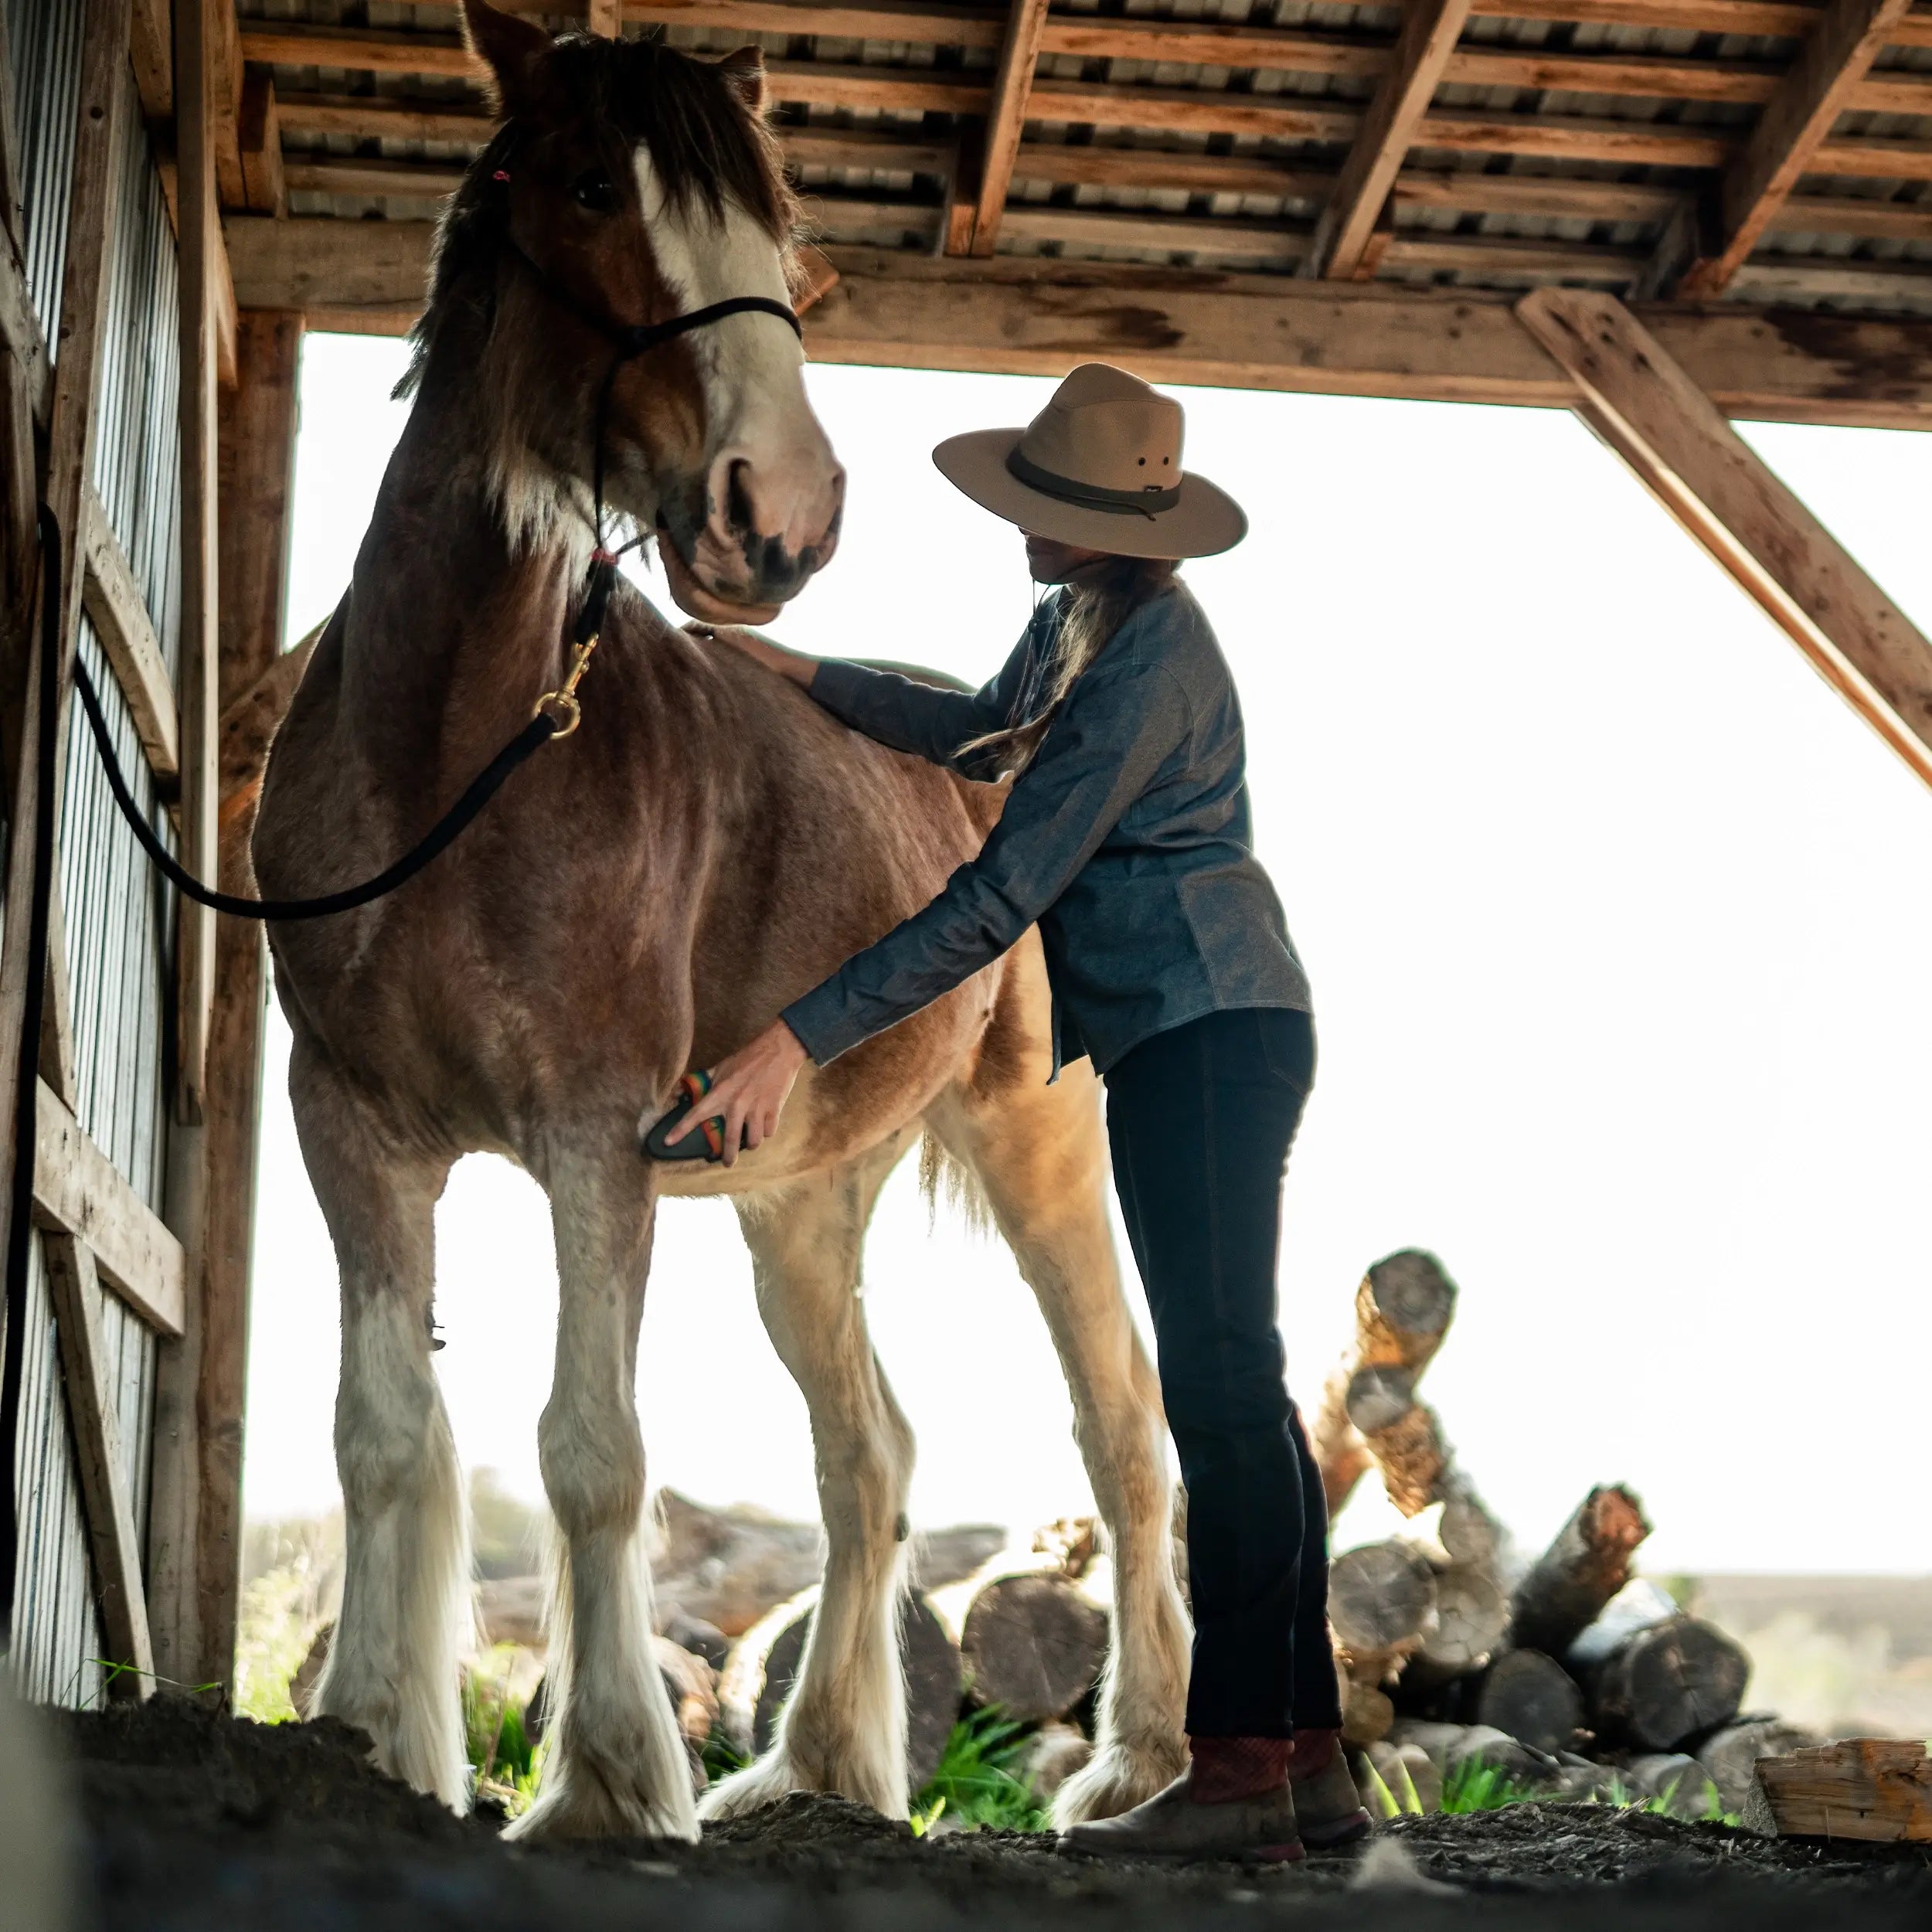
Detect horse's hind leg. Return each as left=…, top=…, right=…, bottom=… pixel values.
left=932, top=1056, right=1191, bottom=1826
left=507, top=1148, right=696, bottom=1842
left=701, top=1134, right=917, bottom=1822
left=294, top=1043, right=470, bottom=1810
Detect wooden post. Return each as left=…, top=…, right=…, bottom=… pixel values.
left=146, top=311, right=300, bottom=1696
left=148, top=0, right=235, bottom=1693
left=175, top=0, right=221, bottom=1124
left=1517, top=287, right=1932, bottom=790
left=968, top=0, right=1050, bottom=258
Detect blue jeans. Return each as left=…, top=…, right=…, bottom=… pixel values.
left=1103, top=1007, right=1340, bottom=1739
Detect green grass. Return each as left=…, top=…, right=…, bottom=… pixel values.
left=464, top=1645, right=546, bottom=1818
left=910, top=1706, right=1053, bottom=1836
left=1440, top=1756, right=1739, bottom=1826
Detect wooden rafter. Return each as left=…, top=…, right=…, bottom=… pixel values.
left=963, top=0, right=1049, bottom=257
left=1678, top=0, right=1920, bottom=296
left=1519, top=287, right=1932, bottom=787
left=1302, top=0, right=1477, bottom=281
left=80, top=487, right=180, bottom=787
left=241, top=10, right=1932, bottom=111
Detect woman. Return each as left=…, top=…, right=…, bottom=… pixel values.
left=674, top=363, right=1366, bottom=1862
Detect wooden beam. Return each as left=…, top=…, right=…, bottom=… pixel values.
left=1519, top=287, right=1932, bottom=787
left=175, top=0, right=221, bottom=1121
left=80, top=485, right=180, bottom=787
left=131, top=0, right=172, bottom=120
left=209, top=0, right=247, bottom=210
left=33, top=1080, right=186, bottom=1336
left=253, top=226, right=1932, bottom=427
left=1679, top=0, right=1919, bottom=296
left=43, top=1232, right=155, bottom=1687
left=588, top=0, right=625, bottom=31
left=156, top=306, right=304, bottom=1702
left=238, top=71, right=287, bottom=220
left=1303, top=0, right=1478, bottom=281
left=967, top=0, right=1049, bottom=257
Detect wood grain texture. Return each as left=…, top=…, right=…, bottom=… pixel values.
left=80, top=485, right=179, bottom=785
left=967, top=0, right=1049, bottom=257
left=43, top=1231, right=155, bottom=1690
left=238, top=71, right=287, bottom=220
left=1304, top=0, right=1478, bottom=281
left=175, top=0, right=223, bottom=1120
left=1519, top=287, right=1932, bottom=785
left=33, top=1079, right=186, bottom=1335
left=1754, top=1738, right=1932, bottom=1841
left=1679, top=0, right=1919, bottom=294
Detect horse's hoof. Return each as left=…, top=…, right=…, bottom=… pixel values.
left=1050, top=1736, right=1190, bottom=1828
left=697, top=1750, right=906, bottom=1825
left=505, top=1753, right=700, bottom=1844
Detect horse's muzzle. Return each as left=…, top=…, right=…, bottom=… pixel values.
left=659, top=448, right=845, bottom=623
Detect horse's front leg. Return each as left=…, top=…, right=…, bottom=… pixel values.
left=294, top=1043, right=469, bottom=1810
left=701, top=1136, right=917, bottom=1821
left=506, top=1149, right=696, bottom=1843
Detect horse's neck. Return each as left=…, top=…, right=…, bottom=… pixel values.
left=339, top=369, right=579, bottom=734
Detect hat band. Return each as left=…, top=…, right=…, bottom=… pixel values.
left=1006, top=444, right=1182, bottom=520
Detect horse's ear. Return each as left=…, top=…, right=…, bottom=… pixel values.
left=716, top=46, right=770, bottom=117
left=461, top=0, right=550, bottom=113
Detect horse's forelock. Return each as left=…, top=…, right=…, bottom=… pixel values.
left=400, top=35, right=795, bottom=396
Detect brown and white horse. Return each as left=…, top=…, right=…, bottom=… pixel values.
left=253, top=0, right=1189, bottom=1842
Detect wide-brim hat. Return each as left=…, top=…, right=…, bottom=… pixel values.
left=933, top=362, right=1247, bottom=560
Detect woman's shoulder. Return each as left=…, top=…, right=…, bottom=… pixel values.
left=1111, top=580, right=1225, bottom=685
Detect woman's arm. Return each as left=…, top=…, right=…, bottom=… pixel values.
left=699, top=620, right=1039, bottom=773
left=784, top=652, right=1191, bottom=1064
left=668, top=650, right=1189, bottom=1163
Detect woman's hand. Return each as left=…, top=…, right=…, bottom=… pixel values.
left=667, top=1019, right=809, bottom=1166
left=687, top=623, right=819, bottom=692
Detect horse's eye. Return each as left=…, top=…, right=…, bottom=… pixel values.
left=571, top=170, right=616, bottom=213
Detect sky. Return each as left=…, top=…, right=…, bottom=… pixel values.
left=243, top=332, right=1932, bottom=1578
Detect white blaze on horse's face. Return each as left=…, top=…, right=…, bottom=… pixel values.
left=634, top=145, right=844, bottom=617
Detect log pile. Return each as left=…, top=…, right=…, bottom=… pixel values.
left=1319, top=1250, right=1820, bottom=1824
left=462, top=1253, right=1833, bottom=1827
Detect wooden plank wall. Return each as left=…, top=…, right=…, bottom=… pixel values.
left=1, top=0, right=236, bottom=1705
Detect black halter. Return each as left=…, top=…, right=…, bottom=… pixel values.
left=499, top=225, right=803, bottom=645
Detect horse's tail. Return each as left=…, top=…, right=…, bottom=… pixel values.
left=917, top=1128, right=993, bottom=1237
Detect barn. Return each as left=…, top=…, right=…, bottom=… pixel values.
left=0, top=0, right=1928, bottom=1737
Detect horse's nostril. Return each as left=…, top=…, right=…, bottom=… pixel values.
left=724, top=457, right=756, bottom=536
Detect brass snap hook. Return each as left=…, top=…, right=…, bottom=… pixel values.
left=534, top=633, right=601, bottom=739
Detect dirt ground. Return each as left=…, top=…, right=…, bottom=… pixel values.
left=70, top=1702, right=1932, bottom=1932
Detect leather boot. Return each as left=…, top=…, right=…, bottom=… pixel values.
left=1057, top=1764, right=1304, bottom=1864
left=1290, top=1730, right=1372, bottom=1848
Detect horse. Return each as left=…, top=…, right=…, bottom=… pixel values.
left=251, top=0, right=1191, bottom=1843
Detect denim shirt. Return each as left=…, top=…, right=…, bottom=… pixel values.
left=781, top=580, right=1311, bottom=1078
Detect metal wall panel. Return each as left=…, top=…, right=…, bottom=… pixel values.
left=6, top=21, right=179, bottom=1706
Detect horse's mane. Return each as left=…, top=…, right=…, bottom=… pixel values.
left=399, top=33, right=798, bottom=398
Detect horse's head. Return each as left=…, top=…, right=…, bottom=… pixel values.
left=427, top=2, right=844, bottom=621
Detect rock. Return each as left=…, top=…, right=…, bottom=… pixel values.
left=1625, top=1752, right=1723, bottom=1821
left=1697, top=1719, right=1824, bottom=1817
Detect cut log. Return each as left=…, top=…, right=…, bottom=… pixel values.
left=1587, top=1615, right=1750, bottom=1752
left=1408, top=1563, right=1509, bottom=1682
left=650, top=1489, right=1005, bottom=1638
left=720, top=1588, right=964, bottom=1790
left=958, top=1570, right=1107, bottom=1723
left=1697, top=1718, right=1823, bottom=1816
left=1328, top=1541, right=1438, bottom=1658
left=1510, top=1486, right=1652, bottom=1658
left=1565, top=1577, right=1682, bottom=1672
left=1475, top=1648, right=1585, bottom=1757
left=1437, top=1475, right=1505, bottom=1572
left=1309, top=1250, right=1458, bottom=1518
left=1341, top=1673, right=1396, bottom=1748
left=1751, top=1738, right=1932, bottom=1843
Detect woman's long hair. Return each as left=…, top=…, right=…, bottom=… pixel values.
left=964, top=555, right=1178, bottom=777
